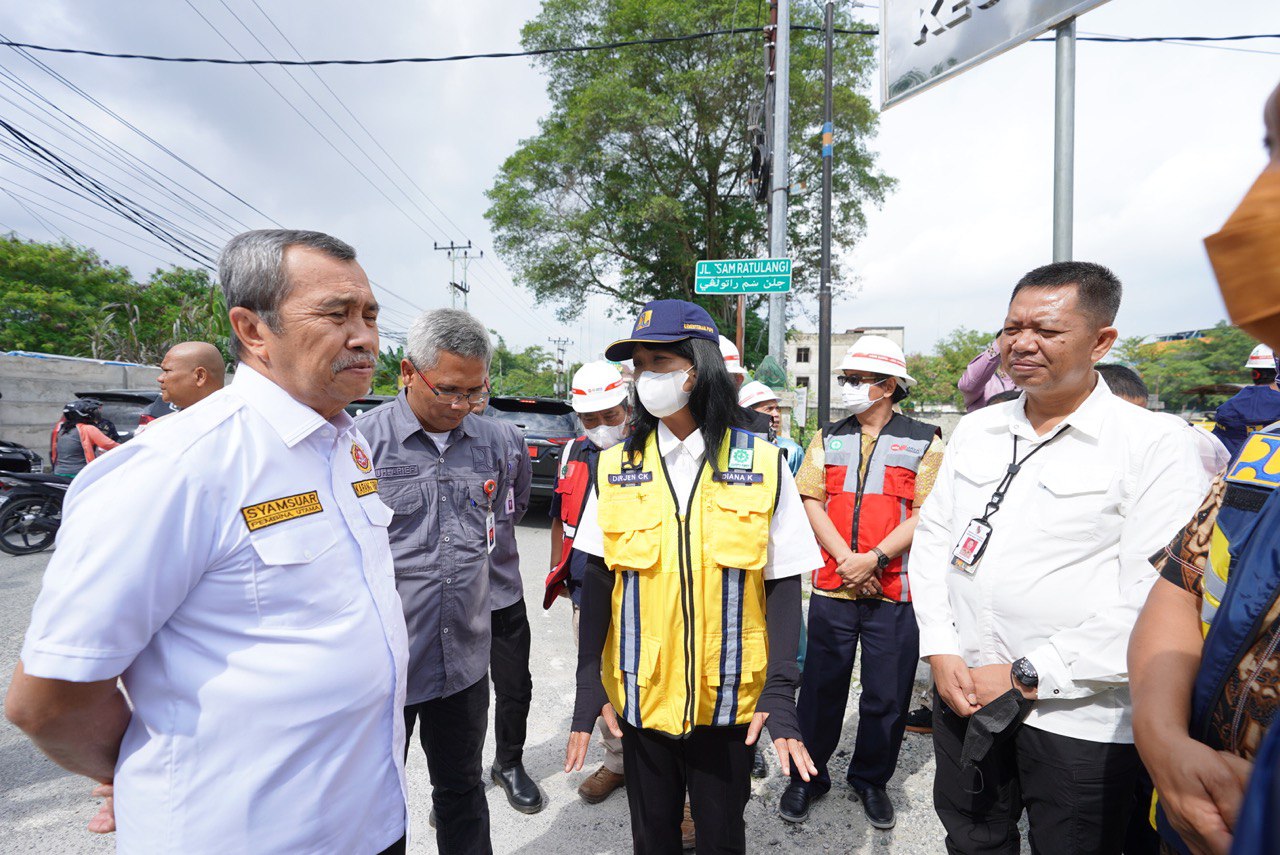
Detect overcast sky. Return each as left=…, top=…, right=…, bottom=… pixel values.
left=2, top=0, right=1276, bottom=366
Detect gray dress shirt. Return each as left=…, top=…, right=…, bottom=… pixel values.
left=357, top=392, right=511, bottom=704
left=484, top=418, right=533, bottom=611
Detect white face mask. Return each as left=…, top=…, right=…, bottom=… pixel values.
left=635, top=368, right=692, bottom=418
left=585, top=423, right=626, bottom=450
left=840, top=379, right=886, bottom=415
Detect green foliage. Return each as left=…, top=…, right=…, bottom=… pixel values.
left=373, top=346, right=405, bottom=396
left=486, top=0, right=891, bottom=350
left=489, top=333, right=566, bottom=397
left=905, top=327, right=994, bottom=409
left=1114, top=321, right=1259, bottom=412
left=0, top=235, right=228, bottom=364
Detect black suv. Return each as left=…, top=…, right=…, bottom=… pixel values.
left=482, top=396, right=579, bottom=499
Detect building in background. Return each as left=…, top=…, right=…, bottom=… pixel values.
left=788, top=326, right=905, bottom=413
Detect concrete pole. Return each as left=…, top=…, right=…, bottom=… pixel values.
left=767, top=0, right=790, bottom=365
left=1053, top=18, right=1075, bottom=262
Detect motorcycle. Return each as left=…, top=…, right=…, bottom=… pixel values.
left=0, top=472, right=70, bottom=555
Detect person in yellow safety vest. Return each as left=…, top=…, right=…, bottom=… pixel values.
left=564, top=299, right=824, bottom=854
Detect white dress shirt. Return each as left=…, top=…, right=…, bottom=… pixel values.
left=21, top=365, right=409, bottom=854
left=573, top=422, right=822, bottom=580
left=911, top=375, right=1206, bottom=743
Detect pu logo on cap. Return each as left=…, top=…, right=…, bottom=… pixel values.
left=635, top=310, right=653, bottom=331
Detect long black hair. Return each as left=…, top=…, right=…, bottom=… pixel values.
left=625, top=337, right=749, bottom=473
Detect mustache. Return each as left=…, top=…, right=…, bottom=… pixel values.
left=332, top=352, right=375, bottom=374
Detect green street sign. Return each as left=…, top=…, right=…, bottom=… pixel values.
left=694, top=258, right=792, bottom=295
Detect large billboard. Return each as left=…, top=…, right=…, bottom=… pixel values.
left=881, top=0, right=1110, bottom=109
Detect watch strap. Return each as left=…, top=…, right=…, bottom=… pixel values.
left=871, top=547, right=890, bottom=569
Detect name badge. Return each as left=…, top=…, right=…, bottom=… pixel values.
left=951, top=518, right=993, bottom=573
left=713, top=470, right=764, bottom=485
left=486, top=510, right=496, bottom=554
left=608, top=471, right=654, bottom=486
left=505, top=486, right=516, bottom=515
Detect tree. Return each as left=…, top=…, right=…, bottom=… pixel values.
left=485, top=0, right=891, bottom=354
left=906, top=327, right=994, bottom=409
left=1114, top=322, right=1258, bottom=412
left=489, top=334, right=564, bottom=397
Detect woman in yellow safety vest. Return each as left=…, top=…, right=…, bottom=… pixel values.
left=564, top=299, right=823, bottom=854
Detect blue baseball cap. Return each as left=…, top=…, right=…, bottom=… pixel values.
left=605, top=299, right=721, bottom=362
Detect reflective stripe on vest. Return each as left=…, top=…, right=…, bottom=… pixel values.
left=816, top=414, right=936, bottom=601
left=596, top=428, right=778, bottom=736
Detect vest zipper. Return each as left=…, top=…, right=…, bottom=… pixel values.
left=657, top=450, right=706, bottom=733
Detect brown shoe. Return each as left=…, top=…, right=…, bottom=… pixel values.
left=681, top=803, right=696, bottom=850
left=577, top=765, right=626, bottom=804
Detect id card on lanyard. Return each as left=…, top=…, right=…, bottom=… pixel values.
left=951, top=426, right=1070, bottom=573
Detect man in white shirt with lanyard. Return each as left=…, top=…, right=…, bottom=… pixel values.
left=911, top=261, right=1206, bottom=855
left=5, top=230, right=409, bottom=854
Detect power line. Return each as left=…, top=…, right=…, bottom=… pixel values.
left=1, top=30, right=1276, bottom=66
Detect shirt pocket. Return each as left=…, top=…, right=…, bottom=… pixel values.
left=358, top=495, right=396, bottom=575
left=249, top=519, right=353, bottom=629
left=598, top=492, right=663, bottom=571
left=703, top=485, right=772, bottom=572
left=380, top=481, right=426, bottom=560
left=953, top=458, right=1003, bottom=520
left=1031, top=462, right=1118, bottom=541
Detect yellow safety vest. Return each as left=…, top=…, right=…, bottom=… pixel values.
left=595, top=428, right=779, bottom=736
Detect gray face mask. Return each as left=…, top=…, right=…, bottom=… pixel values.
left=957, top=689, right=1034, bottom=794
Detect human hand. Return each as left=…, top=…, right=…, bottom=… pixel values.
left=835, top=552, right=879, bottom=588
left=87, top=783, right=114, bottom=834
left=930, top=654, right=979, bottom=717
left=565, top=704, right=621, bottom=773
left=1144, top=736, right=1247, bottom=855
left=970, top=663, right=1032, bottom=705
left=746, top=712, right=817, bottom=781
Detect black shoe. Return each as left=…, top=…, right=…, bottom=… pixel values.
left=751, top=745, right=769, bottom=778
left=905, top=705, right=933, bottom=734
left=852, top=785, right=895, bottom=830
left=779, top=781, right=818, bottom=823
left=491, top=763, right=544, bottom=814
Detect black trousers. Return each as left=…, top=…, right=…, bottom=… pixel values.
left=933, top=691, right=1142, bottom=855
left=490, top=598, right=533, bottom=769
left=619, top=720, right=752, bottom=855
left=377, top=836, right=406, bottom=855
left=404, top=676, right=492, bottom=855
left=793, top=595, right=919, bottom=792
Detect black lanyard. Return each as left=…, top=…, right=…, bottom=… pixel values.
left=849, top=429, right=886, bottom=550
left=980, top=426, right=1072, bottom=524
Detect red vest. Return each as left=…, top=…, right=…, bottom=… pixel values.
left=543, top=437, right=595, bottom=608
left=813, top=414, right=938, bottom=602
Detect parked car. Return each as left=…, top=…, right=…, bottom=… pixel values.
left=482, top=396, right=579, bottom=499
left=0, top=439, right=42, bottom=473
left=344, top=394, right=395, bottom=419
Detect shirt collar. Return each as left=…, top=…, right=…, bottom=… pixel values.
left=390, top=390, right=481, bottom=444
left=1003, top=371, right=1111, bottom=442
left=656, top=421, right=705, bottom=461
left=232, top=363, right=353, bottom=448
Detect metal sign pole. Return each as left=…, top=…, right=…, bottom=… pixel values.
left=1052, top=18, right=1076, bottom=262
left=767, top=0, right=790, bottom=365
left=817, top=0, right=834, bottom=428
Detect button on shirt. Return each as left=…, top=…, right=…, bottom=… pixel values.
left=356, top=393, right=511, bottom=703
left=484, top=417, right=533, bottom=611
left=20, top=364, right=409, bottom=854
left=911, top=376, right=1207, bottom=743
left=573, top=423, right=823, bottom=579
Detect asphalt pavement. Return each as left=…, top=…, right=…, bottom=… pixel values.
left=0, top=499, right=960, bottom=854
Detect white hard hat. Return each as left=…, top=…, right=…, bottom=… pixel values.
left=738, top=381, right=778, bottom=409
left=718, top=335, right=747, bottom=376
left=838, top=335, right=916, bottom=388
left=570, top=361, right=629, bottom=413
left=1246, top=343, right=1275, bottom=370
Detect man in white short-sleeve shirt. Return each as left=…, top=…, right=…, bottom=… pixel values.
left=4, top=230, right=410, bottom=855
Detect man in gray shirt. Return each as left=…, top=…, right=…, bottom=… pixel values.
left=357, top=308, right=507, bottom=855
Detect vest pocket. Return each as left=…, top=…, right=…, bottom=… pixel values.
left=881, top=465, right=917, bottom=502
left=704, top=486, right=772, bottom=571
left=599, top=494, right=663, bottom=571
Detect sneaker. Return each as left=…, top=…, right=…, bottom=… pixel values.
left=751, top=745, right=769, bottom=778
left=778, top=781, right=816, bottom=824
left=852, top=785, right=895, bottom=830
left=905, top=705, right=933, bottom=734
left=681, top=802, right=696, bottom=850
left=577, top=765, right=626, bottom=805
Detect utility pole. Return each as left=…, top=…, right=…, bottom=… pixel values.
left=550, top=337, right=570, bottom=399
left=433, top=240, right=483, bottom=310
left=766, top=0, right=790, bottom=368
left=817, top=0, right=835, bottom=428
left=1052, top=18, right=1076, bottom=262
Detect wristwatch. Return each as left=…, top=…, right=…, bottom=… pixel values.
left=871, top=547, right=891, bottom=570
left=1011, top=657, right=1039, bottom=689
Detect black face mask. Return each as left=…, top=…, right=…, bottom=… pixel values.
left=958, top=689, right=1035, bottom=794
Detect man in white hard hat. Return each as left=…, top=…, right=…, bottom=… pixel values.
left=780, top=335, right=944, bottom=829
left=1212, top=343, right=1280, bottom=458
left=545, top=360, right=631, bottom=806
left=739, top=380, right=804, bottom=475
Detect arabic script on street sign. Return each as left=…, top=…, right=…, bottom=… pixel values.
left=695, top=258, right=792, bottom=295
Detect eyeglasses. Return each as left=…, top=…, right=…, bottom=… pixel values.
left=836, top=375, right=886, bottom=388
left=414, top=366, right=491, bottom=406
